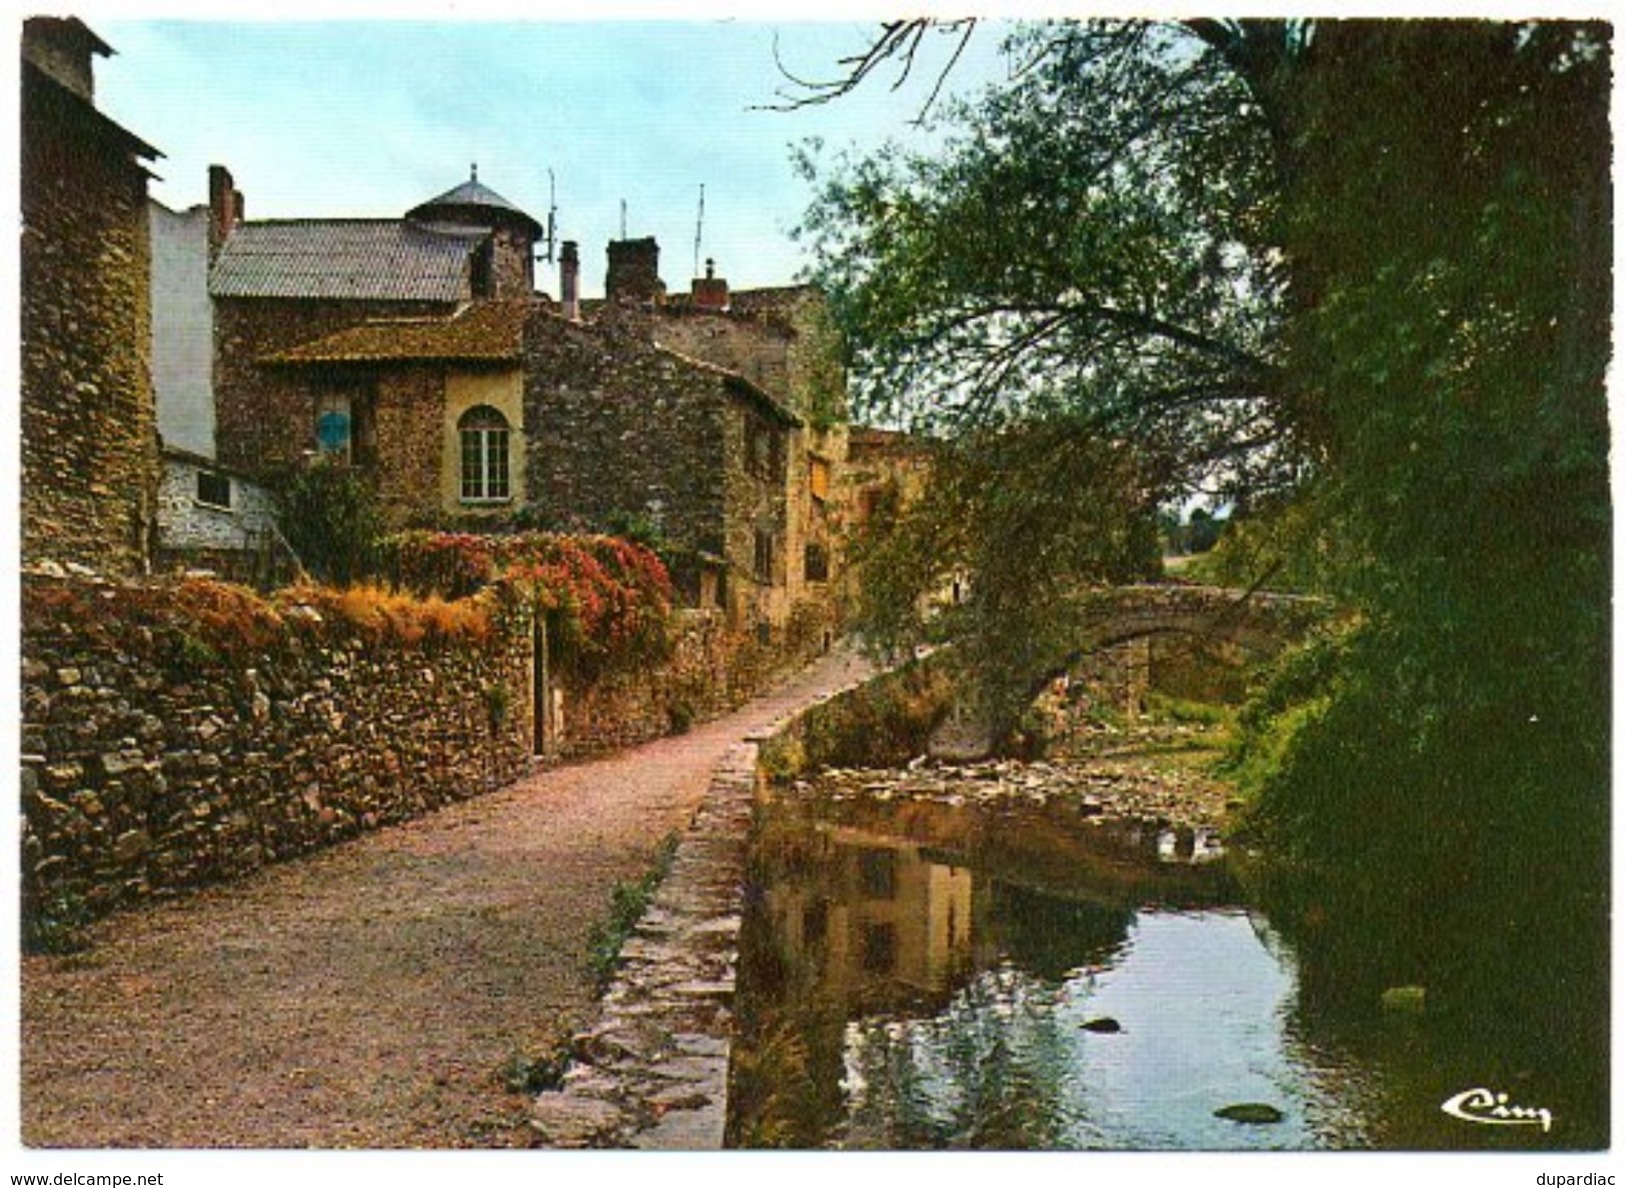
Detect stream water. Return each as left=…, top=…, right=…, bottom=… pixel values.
left=727, top=782, right=1607, bottom=1151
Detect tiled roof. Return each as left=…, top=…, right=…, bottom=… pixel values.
left=262, top=300, right=528, bottom=365
left=407, top=174, right=543, bottom=235
left=210, top=219, right=486, bottom=301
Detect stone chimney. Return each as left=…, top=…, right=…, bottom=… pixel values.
left=208, top=165, right=244, bottom=256
left=21, top=17, right=111, bottom=105
left=559, top=240, right=581, bottom=321
left=691, top=257, right=729, bottom=311
left=605, top=236, right=665, bottom=305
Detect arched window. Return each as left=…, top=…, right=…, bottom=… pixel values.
left=459, top=405, right=511, bottom=502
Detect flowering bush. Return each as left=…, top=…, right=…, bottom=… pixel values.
left=380, top=531, right=675, bottom=674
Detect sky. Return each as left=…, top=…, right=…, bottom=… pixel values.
left=81, top=9, right=1018, bottom=299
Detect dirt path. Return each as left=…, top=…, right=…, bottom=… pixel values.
left=20, top=647, right=872, bottom=1150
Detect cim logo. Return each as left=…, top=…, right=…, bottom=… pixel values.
left=1440, top=1086, right=1554, bottom=1133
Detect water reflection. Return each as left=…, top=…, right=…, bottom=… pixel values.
left=729, top=788, right=1604, bottom=1150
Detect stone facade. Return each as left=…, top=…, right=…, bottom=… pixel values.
left=157, top=448, right=279, bottom=562
left=213, top=296, right=454, bottom=474
left=553, top=609, right=826, bottom=760
left=654, top=279, right=849, bottom=625
left=21, top=21, right=163, bottom=575
left=523, top=303, right=803, bottom=630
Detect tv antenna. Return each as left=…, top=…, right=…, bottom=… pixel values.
left=693, top=183, right=706, bottom=280
left=620, top=199, right=627, bottom=240
left=537, top=167, right=559, bottom=264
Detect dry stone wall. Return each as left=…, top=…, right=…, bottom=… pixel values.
left=20, top=572, right=532, bottom=936
left=555, top=609, right=833, bottom=761
left=19, top=573, right=841, bottom=941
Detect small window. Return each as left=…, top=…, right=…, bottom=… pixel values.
left=804, top=541, right=829, bottom=583
left=809, top=455, right=831, bottom=502
left=753, top=529, right=775, bottom=584
left=315, top=393, right=352, bottom=459
left=195, top=470, right=232, bottom=509
left=858, top=848, right=897, bottom=900
left=745, top=415, right=782, bottom=482
left=861, top=922, right=898, bottom=974
left=459, top=405, right=511, bottom=503
left=802, top=900, right=829, bottom=946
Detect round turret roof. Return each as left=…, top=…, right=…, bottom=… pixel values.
left=407, top=166, right=543, bottom=237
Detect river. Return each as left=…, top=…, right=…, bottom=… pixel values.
left=725, top=750, right=1608, bottom=1150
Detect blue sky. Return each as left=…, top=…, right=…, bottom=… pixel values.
left=86, top=13, right=1016, bottom=298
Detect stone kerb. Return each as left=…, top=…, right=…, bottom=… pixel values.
left=529, top=670, right=879, bottom=1150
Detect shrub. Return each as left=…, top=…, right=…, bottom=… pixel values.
left=273, top=581, right=495, bottom=648
left=379, top=531, right=676, bottom=678
left=276, top=460, right=385, bottom=586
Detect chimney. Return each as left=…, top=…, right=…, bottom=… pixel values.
left=605, top=236, right=665, bottom=305
left=22, top=17, right=110, bottom=105
left=691, top=257, right=729, bottom=312
left=560, top=240, right=581, bottom=321
left=208, top=165, right=243, bottom=255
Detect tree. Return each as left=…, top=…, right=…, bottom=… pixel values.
left=796, top=22, right=1303, bottom=732
left=794, top=18, right=1611, bottom=1071
left=1239, top=21, right=1611, bottom=1048
left=849, top=417, right=1160, bottom=732
left=794, top=22, right=1294, bottom=497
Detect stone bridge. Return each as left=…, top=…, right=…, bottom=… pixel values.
left=1045, top=583, right=1324, bottom=678
left=930, top=583, right=1329, bottom=758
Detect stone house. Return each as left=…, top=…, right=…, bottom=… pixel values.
left=208, top=173, right=851, bottom=636
left=645, top=260, right=849, bottom=630
left=257, top=283, right=815, bottom=634
left=208, top=165, right=544, bottom=478
left=21, top=17, right=163, bottom=575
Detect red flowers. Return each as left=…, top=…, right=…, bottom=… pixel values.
left=382, top=531, right=675, bottom=672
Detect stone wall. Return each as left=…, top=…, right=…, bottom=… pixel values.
left=156, top=451, right=278, bottom=556
left=654, top=310, right=796, bottom=408
left=554, top=609, right=834, bottom=762
left=524, top=307, right=731, bottom=571
left=370, top=365, right=450, bottom=527
left=19, top=570, right=840, bottom=941
left=656, top=286, right=847, bottom=430
left=19, top=572, right=533, bottom=937
left=757, top=653, right=954, bottom=776
left=21, top=64, right=162, bottom=576
left=213, top=296, right=451, bottom=474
